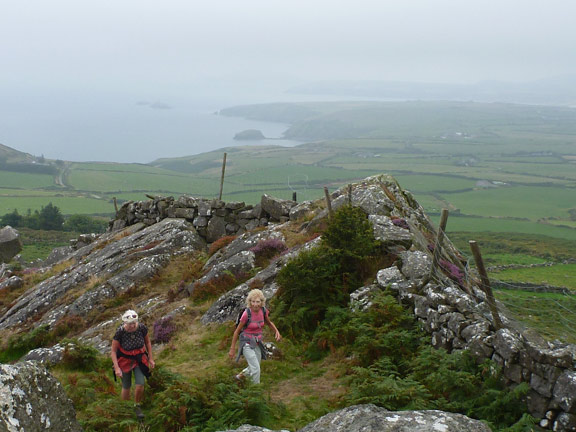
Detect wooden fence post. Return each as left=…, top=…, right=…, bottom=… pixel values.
left=348, top=184, right=352, bottom=205
left=429, top=209, right=449, bottom=278
left=324, top=187, right=333, bottom=219
left=218, top=152, right=227, bottom=201
left=292, top=191, right=297, bottom=202
left=469, top=240, right=504, bottom=330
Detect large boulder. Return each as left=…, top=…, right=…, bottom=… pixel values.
left=261, top=194, right=297, bottom=221
left=297, top=404, right=492, bottom=432
left=0, top=361, right=82, bottom=431
left=0, top=226, right=22, bottom=263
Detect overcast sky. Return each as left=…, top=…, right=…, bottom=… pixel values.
left=2, top=0, right=575, bottom=95
left=1, top=0, right=576, bottom=161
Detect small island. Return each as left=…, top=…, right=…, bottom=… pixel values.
left=233, top=129, right=266, bottom=140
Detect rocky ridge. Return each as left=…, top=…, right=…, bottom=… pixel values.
left=0, top=174, right=575, bottom=431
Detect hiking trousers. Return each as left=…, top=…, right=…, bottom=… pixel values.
left=241, top=345, right=262, bottom=384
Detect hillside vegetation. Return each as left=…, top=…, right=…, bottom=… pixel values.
left=0, top=203, right=540, bottom=431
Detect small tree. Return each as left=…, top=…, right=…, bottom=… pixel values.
left=275, top=205, right=381, bottom=337
left=63, top=214, right=107, bottom=233
left=1, top=209, right=23, bottom=227
left=38, top=202, right=64, bottom=230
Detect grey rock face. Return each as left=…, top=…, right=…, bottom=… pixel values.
left=0, top=276, right=24, bottom=291
left=289, top=200, right=315, bottom=221
left=553, top=370, right=576, bottom=413
left=369, top=215, right=413, bottom=248
left=376, top=266, right=412, bottom=292
left=261, top=194, right=297, bottom=221
left=0, top=361, right=82, bottom=432
left=218, top=425, right=289, bottom=432
left=43, top=245, right=75, bottom=266
left=297, top=404, right=492, bottom=432
left=350, top=284, right=381, bottom=311
left=22, top=344, right=66, bottom=364
left=0, top=218, right=206, bottom=330
left=205, top=227, right=286, bottom=268
left=554, top=412, right=576, bottom=431
left=201, top=238, right=321, bottom=325
left=399, top=250, right=431, bottom=280
left=188, top=251, right=256, bottom=296
left=0, top=226, right=23, bottom=263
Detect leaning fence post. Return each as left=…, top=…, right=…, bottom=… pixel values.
left=348, top=184, right=352, bottom=205
left=324, top=187, right=333, bottom=219
left=218, top=152, right=227, bottom=201
left=469, top=240, right=503, bottom=330
left=429, top=209, right=449, bottom=278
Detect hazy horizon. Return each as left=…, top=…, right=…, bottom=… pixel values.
left=2, top=0, right=575, bottom=162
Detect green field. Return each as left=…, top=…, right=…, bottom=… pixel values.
left=0, top=171, right=54, bottom=188
left=446, top=186, right=575, bottom=220
left=491, top=263, right=576, bottom=289
left=494, top=288, right=576, bottom=344
left=2, top=100, right=576, bottom=242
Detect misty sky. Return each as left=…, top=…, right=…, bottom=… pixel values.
left=1, top=0, right=576, bottom=162
left=2, top=0, right=575, bottom=93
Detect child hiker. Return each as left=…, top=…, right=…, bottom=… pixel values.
left=111, top=309, right=155, bottom=420
left=228, top=289, right=281, bottom=383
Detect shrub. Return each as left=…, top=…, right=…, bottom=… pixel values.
left=0, top=324, right=52, bottom=362
left=391, top=217, right=409, bottom=230
left=249, top=238, right=288, bottom=257
left=191, top=271, right=252, bottom=303
left=275, top=247, right=349, bottom=337
left=275, top=205, right=382, bottom=338
left=250, top=238, right=288, bottom=267
left=52, top=314, right=86, bottom=339
left=148, top=371, right=274, bottom=432
left=439, top=259, right=465, bottom=286
left=310, top=291, right=419, bottom=364
left=321, top=205, right=380, bottom=258
left=61, top=339, right=101, bottom=371
left=153, top=316, right=177, bottom=344
left=208, top=235, right=237, bottom=256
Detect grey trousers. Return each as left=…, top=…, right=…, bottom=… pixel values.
left=241, top=344, right=262, bottom=384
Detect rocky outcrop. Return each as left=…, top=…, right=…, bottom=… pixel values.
left=0, top=276, right=24, bottom=291
left=201, top=236, right=321, bottom=325
left=217, top=404, right=491, bottom=432
left=0, top=226, right=22, bottom=263
left=298, top=404, right=492, bottom=432
left=205, top=174, right=575, bottom=430
left=3, top=173, right=576, bottom=431
left=0, top=218, right=206, bottom=330
left=0, top=361, right=82, bottom=431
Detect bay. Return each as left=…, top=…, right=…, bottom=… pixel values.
left=0, top=91, right=303, bottom=164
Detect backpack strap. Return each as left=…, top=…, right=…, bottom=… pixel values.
left=241, top=307, right=252, bottom=331
left=241, top=306, right=268, bottom=331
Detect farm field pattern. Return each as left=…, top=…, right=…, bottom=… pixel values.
left=1, top=100, right=575, bottom=240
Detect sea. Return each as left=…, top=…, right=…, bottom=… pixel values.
left=0, top=84, right=374, bottom=165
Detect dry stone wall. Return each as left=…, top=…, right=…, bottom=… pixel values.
left=109, top=194, right=303, bottom=243
left=375, top=262, right=576, bottom=431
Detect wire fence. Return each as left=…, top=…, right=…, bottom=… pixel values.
left=459, top=257, right=576, bottom=343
